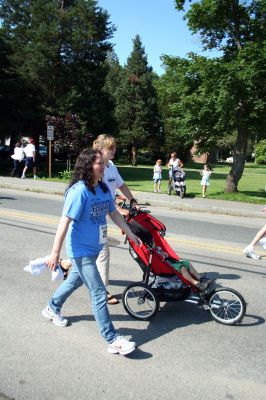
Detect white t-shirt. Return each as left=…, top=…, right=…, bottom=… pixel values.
left=24, top=143, right=35, bottom=157
left=102, top=160, right=124, bottom=199
left=11, top=147, right=24, bottom=161
left=168, top=158, right=181, bottom=170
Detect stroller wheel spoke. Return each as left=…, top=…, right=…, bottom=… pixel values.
left=208, top=288, right=246, bottom=325
left=122, top=283, right=159, bottom=321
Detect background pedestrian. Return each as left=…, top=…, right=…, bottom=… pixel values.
left=243, top=206, right=266, bottom=259
left=167, top=152, right=183, bottom=184
left=200, top=164, right=212, bottom=198
left=11, top=141, right=24, bottom=177
left=21, top=138, right=38, bottom=179
left=153, top=159, right=162, bottom=192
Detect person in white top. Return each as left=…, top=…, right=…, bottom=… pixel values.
left=243, top=206, right=266, bottom=260
left=21, top=137, right=38, bottom=179
left=153, top=159, right=162, bottom=192
left=200, top=163, right=212, bottom=198
left=167, top=152, right=183, bottom=183
left=93, top=134, right=139, bottom=304
left=11, top=141, right=24, bottom=177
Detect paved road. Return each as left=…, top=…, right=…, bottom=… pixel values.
left=0, top=189, right=266, bottom=400
left=0, top=176, right=265, bottom=219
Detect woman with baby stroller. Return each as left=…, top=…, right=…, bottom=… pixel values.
left=167, top=166, right=186, bottom=198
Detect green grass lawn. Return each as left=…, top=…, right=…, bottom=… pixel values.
left=115, top=163, right=266, bottom=204
left=1, top=159, right=265, bottom=204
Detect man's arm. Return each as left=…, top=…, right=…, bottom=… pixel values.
left=118, top=183, right=139, bottom=209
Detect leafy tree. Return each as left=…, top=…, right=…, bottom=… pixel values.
left=0, top=29, right=43, bottom=143
left=0, top=0, right=115, bottom=140
left=46, top=113, right=93, bottom=165
left=173, top=0, right=266, bottom=191
left=103, top=50, right=123, bottom=135
left=114, top=35, right=160, bottom=165
left=255, top=139, right=266, bottom=164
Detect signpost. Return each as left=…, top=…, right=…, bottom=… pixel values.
left=47, top=125, right=54, bottom=178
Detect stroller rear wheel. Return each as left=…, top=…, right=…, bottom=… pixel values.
left=207, top=288, right=246, bottom=325
left=122, top=282, right=159, bottom=321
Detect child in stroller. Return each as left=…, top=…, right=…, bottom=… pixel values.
left=122, top=208, right=246, bottom=325
left=127, top=213, right=212, bottom=292
left=155, top=250, right=212, bottom=292
left=173, top=166, right=186, bottom=182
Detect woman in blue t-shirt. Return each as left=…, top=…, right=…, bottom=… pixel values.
left=42, top=149, right=141, bottom=355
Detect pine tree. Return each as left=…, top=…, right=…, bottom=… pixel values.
left=115, top=35, right=160, bottom=165
left=0, top=0, right=115, bottom=139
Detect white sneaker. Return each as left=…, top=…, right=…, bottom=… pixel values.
left=42, top=306, right=68, bottom=327
left=243, top=246, right=261, bottom=260
left=108, top=336, right=136, bottom=355
left=259, top=237, right=266, bottom=249
left=34, top=175, right=39, bottom=179
left=21, top=175, right=25, bottom=179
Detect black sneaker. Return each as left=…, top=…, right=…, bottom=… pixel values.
left=196, top=280, right=212, bottom=292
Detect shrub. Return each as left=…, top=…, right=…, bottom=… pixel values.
left=58, top=170, right=73, bottom=180
left=255, top=155, right=266, bottom=164
left=255, top=140, right=266, bottom=160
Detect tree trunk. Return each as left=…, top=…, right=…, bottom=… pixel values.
left=225, top=124, right=248, bottom=192
left=131, top=145, right=137, bottom=166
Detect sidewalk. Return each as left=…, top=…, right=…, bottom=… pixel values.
left=0, top=175, right=264, bottom=219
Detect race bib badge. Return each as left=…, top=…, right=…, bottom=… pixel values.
left=99, top=224, right=107, bottom=244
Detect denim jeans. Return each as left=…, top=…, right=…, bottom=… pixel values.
left=48, top=256, right=117, bottom=343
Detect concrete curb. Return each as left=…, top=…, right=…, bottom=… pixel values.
left=0, top=182, right=65, bottom=196
left=134, top=196, right=264, bottom=219
left=0, top=178, right=264, bottom=220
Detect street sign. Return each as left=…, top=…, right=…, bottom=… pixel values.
left=46, top=125, right=54, bottom=178
left=47, top=125, right=54, bottom=140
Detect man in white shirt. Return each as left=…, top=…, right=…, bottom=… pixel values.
left=21, top=138, right=38, bottom=179
left=93, top=134, right=139, bottom=304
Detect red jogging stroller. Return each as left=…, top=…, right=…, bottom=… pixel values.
left=122, top=208, right=246, bottom=325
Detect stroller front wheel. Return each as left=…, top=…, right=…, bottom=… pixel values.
left=122, top=282, right=159, bottom=321
left=207, top=288, right=246, bottom=325
left=179, top=186, right=185, bottom=199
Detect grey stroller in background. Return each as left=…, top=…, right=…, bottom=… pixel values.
left=168, top=167, right=186, bottom=198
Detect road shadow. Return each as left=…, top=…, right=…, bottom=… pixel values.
left=116, top=301, right=212, bottom=349
left=201, top=272, right=241, bottom=281
left=68, top=300, right=211, bottom=359
left=233, top=314, right=265, bottom=327
left=64, top=285, right=264, bottom=360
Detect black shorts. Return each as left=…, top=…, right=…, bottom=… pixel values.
left=25, top=157, right=35, bottom=168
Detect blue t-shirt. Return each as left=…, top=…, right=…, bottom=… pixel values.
left=63, top=181, right=116, bottom=258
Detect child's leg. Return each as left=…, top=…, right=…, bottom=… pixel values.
left=60, top=259, right=72, bottom=270
left=154, top=181, right=157, bottom=192
left=158, top=180, right=161, bottom=192
left=188, top=263, right=201, bottom=281
left=180, top=266, right=198, bottom=286
left=202, top=185, right=206, bottom=197
left=60, top=259, right=72, bottom=280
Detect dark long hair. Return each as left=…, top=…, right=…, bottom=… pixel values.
left=67, top=148, right=108, bottom=194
